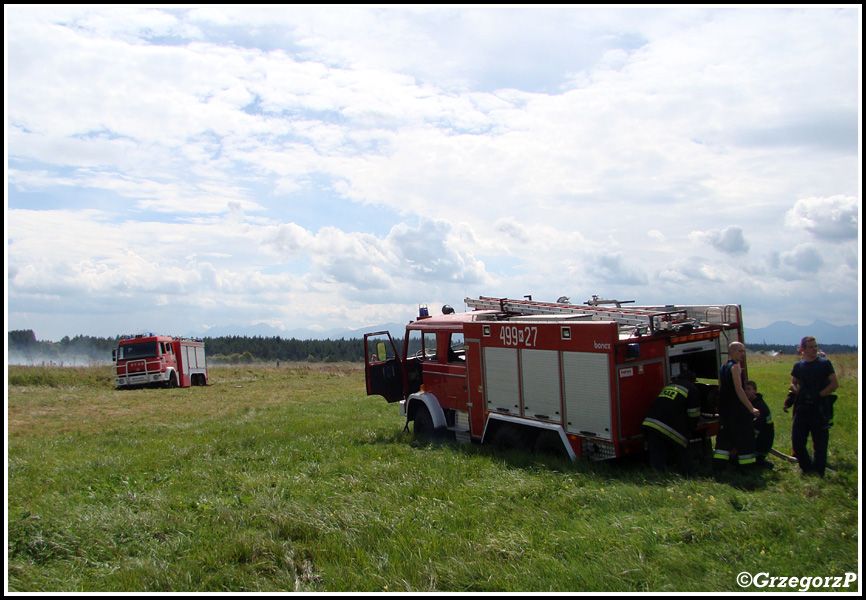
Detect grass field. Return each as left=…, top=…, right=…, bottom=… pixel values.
left=6, top=356, right=860, bottom=592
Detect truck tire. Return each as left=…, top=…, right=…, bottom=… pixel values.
left=166, top=373, right=178, bottom=389
left=413, top=405, right=437, bottom=439
left=492, top=422, right=530, bottom=452
left=533, top=430, right=569, bottom=458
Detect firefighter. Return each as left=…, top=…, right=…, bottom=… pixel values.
left=787, top=336, right=838, bottom=477
left=713, top=342, right=761, bottom=472
left=642, top=369, right=701, bottom=475
left=745, top=380, right=775, bottom=469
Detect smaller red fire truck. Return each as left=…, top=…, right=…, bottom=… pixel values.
left=112, top=333, right=208, bottom=389
left=365, top=296, right=747, bottom=461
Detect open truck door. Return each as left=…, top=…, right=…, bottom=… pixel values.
left=364, top=331, right=405, bottom=403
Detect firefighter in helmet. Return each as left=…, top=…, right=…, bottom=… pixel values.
left=642, top=369, right=701, bottom=475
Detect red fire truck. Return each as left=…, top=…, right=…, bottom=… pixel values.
left=112, top=334, right=208, bottom=389
left=365, top=296, right=746, bottom=460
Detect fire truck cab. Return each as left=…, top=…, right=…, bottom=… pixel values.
left=365, top=296, right=746, bottom=461
left=113, top=333, right=208, bottom=389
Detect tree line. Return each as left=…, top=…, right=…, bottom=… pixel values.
left=747, top=342, right=857, bottom=355
left=7, top=330, right=365, bottom=365
left=204, top=335, right=363, bottom=363
left=7, top=330, right=855, bottom=367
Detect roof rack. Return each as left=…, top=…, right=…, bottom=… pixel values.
left=465, top=296, right=696, bottom=336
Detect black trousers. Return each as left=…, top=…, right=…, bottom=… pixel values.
left=791, top=403, right=830, bottom=476
left=645, top=427, right=692, bottom=475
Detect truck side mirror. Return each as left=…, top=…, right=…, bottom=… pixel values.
left=112, top=349, right=117, bottom=362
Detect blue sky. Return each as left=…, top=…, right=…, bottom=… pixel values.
left=6, top=5, right=861, bottom=341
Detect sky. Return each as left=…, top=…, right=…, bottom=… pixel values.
left=5, top=5, right=862, bottom=342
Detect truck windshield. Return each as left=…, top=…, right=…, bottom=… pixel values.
left=118, top=342, right=158, bottom=360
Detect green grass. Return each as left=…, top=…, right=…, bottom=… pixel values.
left=6, top=358, right=860, bottom=592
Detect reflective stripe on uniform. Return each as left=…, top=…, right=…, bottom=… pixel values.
left=714, top=449, right=755, bottom=464
left=642, top=419, right=689, bottom=447
left=737, top=453, right=756, bottom=465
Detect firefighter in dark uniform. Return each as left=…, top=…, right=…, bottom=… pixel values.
left=713, top=342, right=761, bottom=471
left=786, top=336, right=839, bottom=477
left=642, top=369, right=701, bottom=475
left=745, top=380, right=775, bottom=468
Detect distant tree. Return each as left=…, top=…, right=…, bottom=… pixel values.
left=8, top=330, right=37, bottom=347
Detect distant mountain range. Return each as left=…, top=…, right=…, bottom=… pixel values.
left=743, top=320, right=859, bottom=347
left=197, top=319, right=858, bottom=347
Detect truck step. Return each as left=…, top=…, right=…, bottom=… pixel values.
left=447, top=425, right=472, bottom=444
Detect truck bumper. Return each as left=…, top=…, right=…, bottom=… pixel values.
left=115, top=371, right=168, bottom=387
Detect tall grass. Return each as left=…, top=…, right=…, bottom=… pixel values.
left=6, top=358, right=859, bottom=592
left=8, top=364, right=114, bottom=389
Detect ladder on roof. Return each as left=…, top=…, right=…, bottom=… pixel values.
left=464, top=296, right=693, bottom=334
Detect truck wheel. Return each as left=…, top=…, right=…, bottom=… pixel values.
left=413, top=405, right=437, bottom=439
left=533, top=430, right=569, bottom=458
left=492, top=423, right=530, bottom=451
left=166, top=373, right=177, bottom=389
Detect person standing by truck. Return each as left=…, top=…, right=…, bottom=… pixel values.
left=713, top=342, right=761, bottom=472
left=789, top=336, right=838, bottom=477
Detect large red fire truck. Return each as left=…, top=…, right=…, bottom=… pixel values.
left=112, top=334, right=208, bottom=389
left=365, top=296, right=746, bottom=460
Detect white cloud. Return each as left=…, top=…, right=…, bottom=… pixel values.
left=784, top=195, right=859, bottom=242
left=778, top=244, right=826, bottom=276
left=494, top=217, right=531, bottom=244
left=657, top=258, right=729, bottom=285
left=262, top=222, right=317, bottom=257
left=587, top=252, right=649, bottom=285
left=690, top=226, right=751, bottom=255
